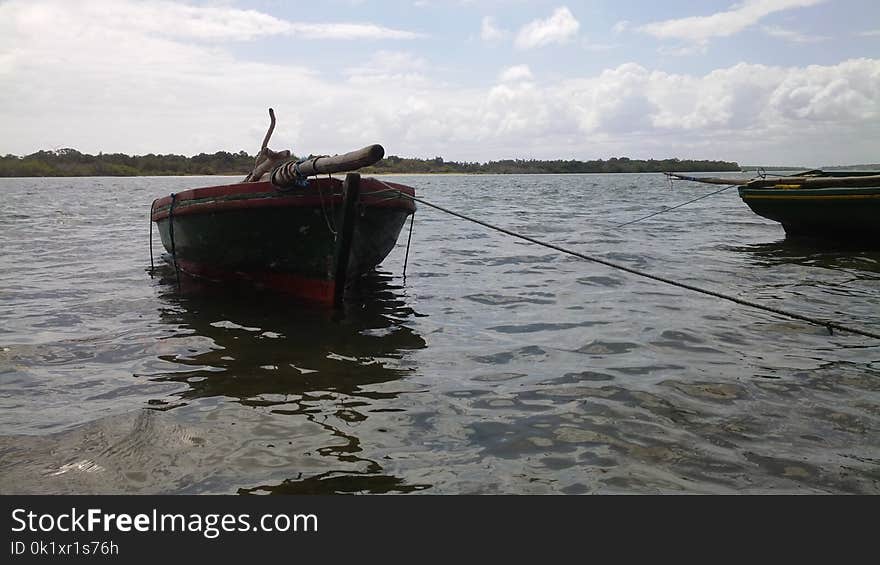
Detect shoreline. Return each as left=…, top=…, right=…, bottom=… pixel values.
left=0, top=170, right=753, bottom=179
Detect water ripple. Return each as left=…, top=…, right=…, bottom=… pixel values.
left=1, top=174, right=878, bottom=494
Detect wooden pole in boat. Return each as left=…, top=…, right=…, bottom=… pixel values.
left=334, top=173, right=361, bottom=307
left=271, top=144, right=385, bottom=188
left=297, top=145, right=384, bottom=177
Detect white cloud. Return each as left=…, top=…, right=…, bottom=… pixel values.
left=612, top=21, right=630, bottom=34
left=659, top=44, right=710, bottom=57
left=515, top=6, right=580, bottom=49
left=0, top=0, right=877, bottom=166
left=0, top=1, right=420, bottom=155
left=478, top=58, right=879, bottom=162
left=582, top=41, right=619, bottom=52
left=857, top=29, right=880, bottom=37
left=295, top=23, right=422, bottom=41
left=481, top=16, right=507, bottom=42
left=346, top=51, right=430, bottom=86
left=763, top=25, right=828, bottom=43
left=498, top=65, right=534, bottom=82
left=639, top=0, right=825, bottom=44
left=767, top=58, right=880, bottom=122
left=9, top=0, right=422, bottom=42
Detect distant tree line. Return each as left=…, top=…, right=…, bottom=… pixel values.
left=822, top=164, right=880, bottom=171
left=0, top=148, right=740, bottom=177
left=742, top=164, right=880, bottom=172
left=0, top=148, right=255, bottom=177
left=362, top=155, right=740, bottom=174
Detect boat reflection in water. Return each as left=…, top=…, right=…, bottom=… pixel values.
left=732, top=238, right=880, bottom=275
left=151, top=264, right=430, bottom=494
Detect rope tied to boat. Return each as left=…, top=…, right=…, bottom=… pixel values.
left=271, top=154, right=341, bottom=190
left=149, top=200, right=156, bottom=274
left=316, top=175, right=338, bottom=240
left=403, top=212, right=415, bottom=281
left=617, top=183, right=738, bottom=228
left=270, top=157, right=312, bottom=190
left=168, top=193, right=180, bottom=288
left=374, top=180, right=880, bottom=341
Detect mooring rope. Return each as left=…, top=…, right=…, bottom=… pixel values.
left=316, top=177, right=338, bottom=239
left=168, top=193, right=180, bottom=288
left=149, top=200, right=155, bottom=274
left=403, top=212, right=415, bottom=280
left=621, top=167, right=826, bottom=228
left=376, top=183, right=879, bottom=341
left=617, top=184, right=738, bottom=228
left=620, top=167, right=837, bottom=228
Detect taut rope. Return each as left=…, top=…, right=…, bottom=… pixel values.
left=376, top=182, right=879, bottom=341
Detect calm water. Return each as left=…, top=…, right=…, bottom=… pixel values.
left=1, top=174, right=878, bottom=494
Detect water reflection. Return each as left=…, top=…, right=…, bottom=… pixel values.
left=149, top=266, right=430, bottom=494
left=241, top=471, right=430, bottom=495
left=731, top=239, right=880, bottom=275
left=152, top=268, right=425, bottom=401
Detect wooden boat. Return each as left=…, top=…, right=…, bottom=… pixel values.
left=666, top=170, right=880, bottom=240
left=150, top=144, right=416, bottom=304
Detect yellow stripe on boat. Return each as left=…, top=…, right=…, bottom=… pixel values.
left=743, top=193, right=880, bottom=200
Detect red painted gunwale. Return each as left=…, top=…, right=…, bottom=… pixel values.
left=151, top=177, right=415, bottom=221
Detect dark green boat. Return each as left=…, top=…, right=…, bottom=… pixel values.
left=668, top=170, right=880, bottom=241
left=151, top=176, right=415, bottom=303
left=150, top=145, right=416, bottom=304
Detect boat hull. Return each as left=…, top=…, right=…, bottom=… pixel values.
left=738, top=185, right=880, bottom=240
left=151, top=177, right=415, bottom=302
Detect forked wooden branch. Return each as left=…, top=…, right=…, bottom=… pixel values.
left=243, top=108, right=291, bottom=182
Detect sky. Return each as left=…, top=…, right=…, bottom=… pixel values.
left=0, top=0, right=878, bottom=166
